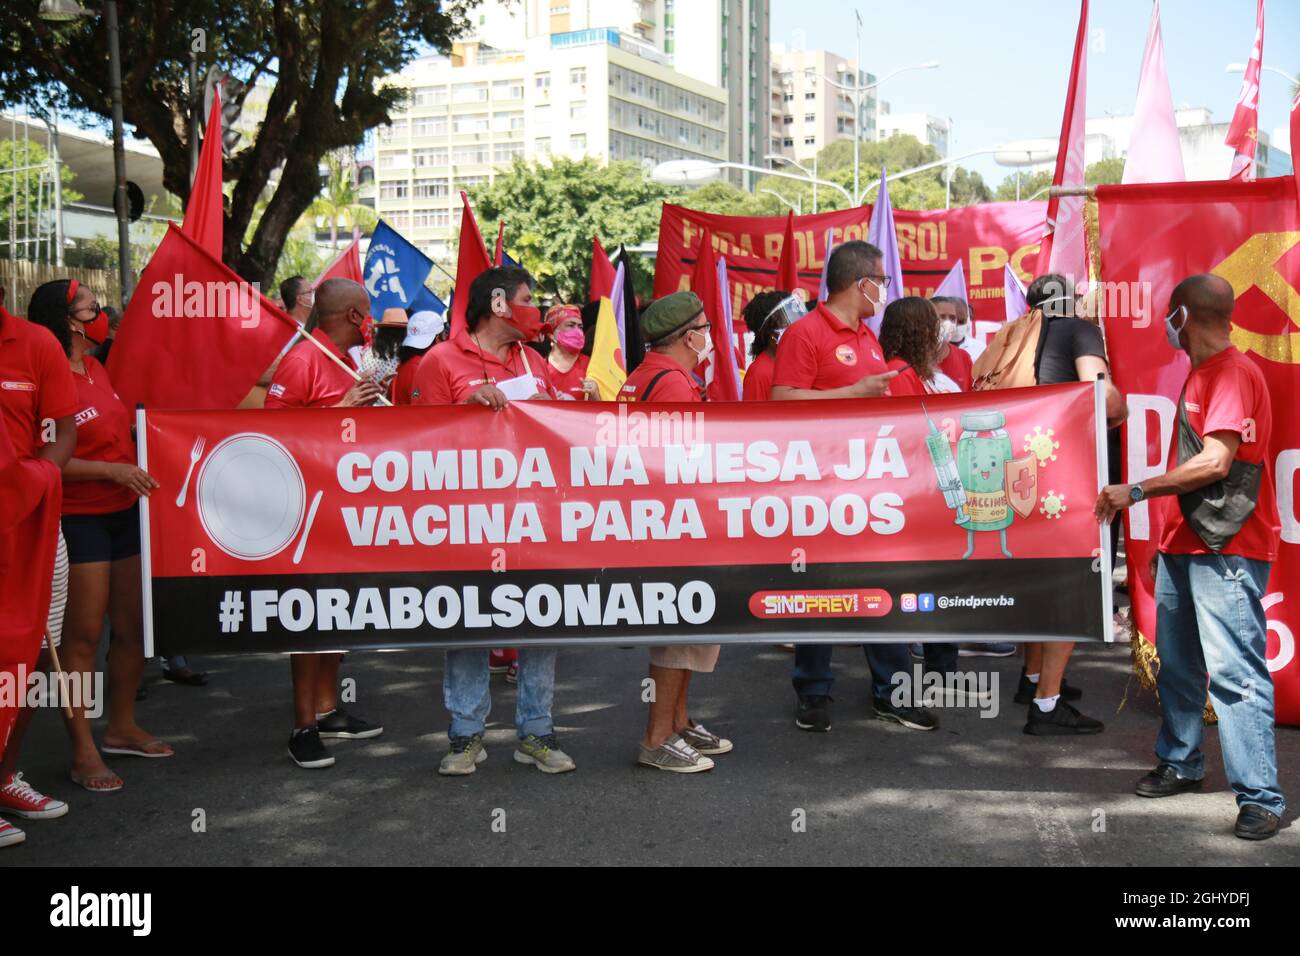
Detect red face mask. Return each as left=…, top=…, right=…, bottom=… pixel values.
left=77, top=310, right=110, bottom=345
left=505, top=302, right=546, bottom=339
left=359, top=312, right=375, bottom=349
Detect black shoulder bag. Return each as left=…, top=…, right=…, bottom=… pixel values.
left=1175, top=386, right=1263, bottom=553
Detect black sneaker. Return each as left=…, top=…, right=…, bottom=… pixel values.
left=288, top=726, right=335, bottom=769
left=872, top=696, right=938, bottom=731
left=1024, top=699, right=1103, bottom=735
left=795, top=695, right=833, bottom=732
left=317, top=708, right=383, bottom=740
left=1135, top=764, right=1204, bottom=798
left=1013, top=668, right=1083, bottom=704
left=1234, top=805, right=1281, bottom=841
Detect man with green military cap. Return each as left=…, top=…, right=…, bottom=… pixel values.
left=621, top=291, right=732, bottom=773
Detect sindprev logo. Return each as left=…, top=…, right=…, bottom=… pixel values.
left=748, top=588, right=892, bottom=619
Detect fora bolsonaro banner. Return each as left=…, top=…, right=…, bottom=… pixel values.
left=136, top=382, right=1112, bottom=654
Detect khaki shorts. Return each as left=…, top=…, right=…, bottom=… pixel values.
left=649, top=643, right=720, bottom=673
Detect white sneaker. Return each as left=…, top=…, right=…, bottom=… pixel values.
left=0, top=772, right=69, bottom=820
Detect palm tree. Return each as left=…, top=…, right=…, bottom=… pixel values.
left=306, top=151, right=377, bottom=249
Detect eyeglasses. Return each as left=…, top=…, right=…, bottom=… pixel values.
left=860, top=274, right=892, bottom=289
left=70, top=302, right=101, bottom=318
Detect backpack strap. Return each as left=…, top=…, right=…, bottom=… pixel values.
left=638, top=369, right=673, bottom=402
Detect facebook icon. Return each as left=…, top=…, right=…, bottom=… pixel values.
left=918, top=593, right=936, bottom=612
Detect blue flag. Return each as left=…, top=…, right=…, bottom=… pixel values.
left=410, top=285, right=447, bottom=317
left=363, top=220, right=434, bottom=319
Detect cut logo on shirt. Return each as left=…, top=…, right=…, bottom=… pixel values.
left=74, top=406, right=100, bottom=427
left=834, top=345, right=857, bottom=366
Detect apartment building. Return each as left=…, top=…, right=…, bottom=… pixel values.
left=769, top=44, right=876, bottom=164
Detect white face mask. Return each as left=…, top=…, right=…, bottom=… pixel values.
left=689, top=327, right=713, bottom=364
left=949, top=321, right=967, bottom=344
left=1165, top=304, right=1189, bottom=351
left=938, top=319, right=956, bottom=347
left=858, top=278, right=885, bottom=318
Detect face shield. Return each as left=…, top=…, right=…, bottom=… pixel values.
left=762, top=294, right=808, bottom=340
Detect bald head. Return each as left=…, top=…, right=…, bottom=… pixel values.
left=1172, top=274, right=1234, bottom=326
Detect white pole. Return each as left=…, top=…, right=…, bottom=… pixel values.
left=853, top=19, right=861, bottom=207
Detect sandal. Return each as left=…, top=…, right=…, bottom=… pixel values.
left=162, top=665, right=208, bottom=686
left=101, top=739, right=174, bottom=758
left=70, top=769, right=124, bottom=793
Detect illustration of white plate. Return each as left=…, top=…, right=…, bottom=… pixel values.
left=196, top=433, right=305, bottom=560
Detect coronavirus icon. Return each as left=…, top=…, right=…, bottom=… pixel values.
left=1039, top=490, right=1066, bottom=518
left=1024, top=426, right=1059, bottom=466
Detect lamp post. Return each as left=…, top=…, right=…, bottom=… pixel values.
left=1226, top=62, right=1300, bottom=86
left=764, top=153, right=819, bottom=212
left=38, top=0, right=132, bottom=299
left=819, top=59, right=940, bottom=206
left=759, top=187, right=801, bottom=215
left=651, top=158, right=854, bottom=206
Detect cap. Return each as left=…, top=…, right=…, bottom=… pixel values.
left=403, top=309, right=445, bottom=349
left=641, top=291, right=704, bottom=343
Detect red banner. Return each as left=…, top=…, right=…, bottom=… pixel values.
left=1097, top=177, right=1300, bottom=724
left=139, top=385, right=1107, bottom=653
left=654, top=201, right=1047, bottom=330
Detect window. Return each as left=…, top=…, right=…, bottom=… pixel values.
left=412, top=208, right=451, bottom=229
left=379, top=119, right=408, bottom=141
left=413, top=178, right=448, bottom=199
left=804, top=113, right=816, bottom=123
left=783, top=92, right=793, bottom=102
left=492, top=79, right=524, bottom=100
left=453, top=113, right=489, bottom=134
left=412, top=116, right=446, bottom=137
left=412, top=147, right=448, bottom=167
left=783, top=137, right=794, bottom=147
left=535, top=73, right=551, bottom=92
left=452, top=82, right=488, bottom=104
left=535, top=137, right=551, bottom=155
left=452, top=145, right=488, bottom=165
left=412, top=86, right=448, bottom=107
left=569, top=133, right=587, bottom=152
left=534, top=104, right=551, bottom=128
left=805, top=91, right=816, bottom=100
left=492, top=111, right=524, bottom=133
left=494, top=141, right=524, bottom=162
left=378, top=151, right=410, bottom=170
left=570, top=67, right=586, bottom=86
left=569, top=100, right=587, bottom=121
left=782, top=115, right=793, bottom=125
left=379, top=181, right=409, bottom=199
left=804, top=136, right=816, bottom=145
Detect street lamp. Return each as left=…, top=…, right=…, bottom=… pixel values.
left=759, top=187, right=801, bottom=215
left=38, top=0, right=133, bottom=300
left=1226, top=62, right=1300, bottom=86
left=651, top=158, right=853, bottom=205
left=993, top=139, right=1058, bottom=201
left=765, top=153, right=820, bottom=213
left=818, top=59, right=940, bottom=205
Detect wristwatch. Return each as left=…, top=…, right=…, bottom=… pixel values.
left=1128, top=483, right=1145, bottom=503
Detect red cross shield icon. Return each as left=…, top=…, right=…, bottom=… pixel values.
left=1004, top=455, right=1038, bottom=519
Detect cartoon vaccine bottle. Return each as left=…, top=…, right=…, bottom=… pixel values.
left=922, top=404, right=970, bottom=526
left=956, top=411, right=1015, bottom=559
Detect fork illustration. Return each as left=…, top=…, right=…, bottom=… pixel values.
left=175, top=435, right=206, bottom=508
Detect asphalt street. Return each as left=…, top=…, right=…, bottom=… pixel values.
left=6, top=636, right=1298, bottom=866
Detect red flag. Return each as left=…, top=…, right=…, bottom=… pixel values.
left=691, top=230, right=741, bottom=402
left=1225, top=0, right=1265, bottom=180
left=314, top=233, right=364, bottom=287
left=106, top=223, right=298, bottom=410
left=589, top=236, right=616, bottom=302
left=450, top=192, right=492, bottom=338
left=776, top=210, right=799, bottom=291
left=494, top=221, right=506, bottom=266
left=1036, top=0, right=1089, bottom=281
left=182, top=85, right=226, bottom=260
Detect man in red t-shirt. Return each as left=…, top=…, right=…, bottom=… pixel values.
left=266, top=278, right=384, bottom=770
left=770, top=241, right=939, bottom=736
left=413, top=266, right=574, bottom=777
left=1096, top=274, right=1284, bottom=841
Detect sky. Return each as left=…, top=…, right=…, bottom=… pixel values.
left=772, top=0, right=1297, bottom=186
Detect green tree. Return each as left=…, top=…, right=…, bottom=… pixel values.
left=1085, top=157, right=1126, bottom=186
left=676, top=180, right=778, bottom=217
left=473, top=156, right=676, bottom=301
left=0, top=139, right=82, bottom=260
left=993, top=158, right=1127, bottom=201
left=1, top=0, right=477, bottom=285
left=306, top=151, right=377, bottom=249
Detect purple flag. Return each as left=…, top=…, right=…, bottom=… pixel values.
left=817, top=227, right=836, bottom=303
left=866, top=164, right=903, bottom=336
left=1004, top=264, right=1029, bottom=322
left=933, top=259, right=968, bottom=305
left=611, top=261, right=627, bottom=360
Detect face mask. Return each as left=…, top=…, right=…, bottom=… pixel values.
left=555, top=327, right=585, bottom=352
left=690, top=327, right=713, bottom=365
left=858, top=278, right=885, bottom=318
left=506, top=302, right=545, bottom=339
left=76, top=310, right=109, bottom=345
left=949, top=321, right=967, bottom=344
left=1164, top=304, right=1189, bottom=350
left=938, top=319, right=956, bottom=347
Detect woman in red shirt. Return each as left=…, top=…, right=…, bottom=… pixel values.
left=879, top=297, right=962, bottom=396
left=741, top=289, right=802, bottom=402
left=545, top=304, right=598, bottom=401
left=28, top=280, right=171, bottom=793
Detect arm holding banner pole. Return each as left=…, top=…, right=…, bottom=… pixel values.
left=1094, top=375, right=1115, bottom=643
left=288, top=320, right=394, bottom=407
left=135, top=405, right=156, bottom=659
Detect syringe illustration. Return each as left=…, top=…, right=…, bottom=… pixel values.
left=921, top=402, right=970, bottom=525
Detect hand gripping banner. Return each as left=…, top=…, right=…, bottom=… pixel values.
left=137, top=383, right=1110, bottom=654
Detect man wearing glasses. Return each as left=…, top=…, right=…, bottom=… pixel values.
left=770, top=240, right=937, bottom=734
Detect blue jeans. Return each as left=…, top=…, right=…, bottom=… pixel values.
left=793, top=642, right=922, bottom=700
left=443, top=646, right=556, bottom=740
left=1154, top=553, right=1284, bottom=817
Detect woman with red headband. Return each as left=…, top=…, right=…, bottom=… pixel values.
left=545, top=303, right=599, bottom=401
left=26, top=279, right=171, bottom=793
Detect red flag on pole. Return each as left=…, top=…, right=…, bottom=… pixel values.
left=106, top=223, right=298, bottom=410
left=691, top=229, right=741, bottom=402
left=494, top=221, right=506, bottom=266
left=182, top=84, right=226, bottom=260
left=314, top=233, right=365, bottom=288
left=1226, top=0, right=1265, bottom=180
left=1036, top=0, right=1089, bottom=282
left=589, top=236, right=616, bottom=302
left=450, top=192, right=492, bottom=338
left=777, top=210, right=799, bottom=292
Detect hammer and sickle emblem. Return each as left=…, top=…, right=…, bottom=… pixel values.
left=1212, top=231, right=1300, bottom=364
